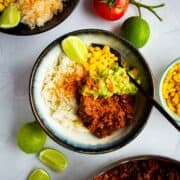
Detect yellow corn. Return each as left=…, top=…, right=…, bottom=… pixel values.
left=0, top=3, right=4, bottom=12
left=177, top=104, right=180, bottom=114
left=162, top=62, right=180, bottom=115
left=86, top=45, right=118, bottom=78
left=0, top=0, right=15, bottom=12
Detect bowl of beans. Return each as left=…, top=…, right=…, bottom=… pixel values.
left=159, top=58, right=180, bottom=123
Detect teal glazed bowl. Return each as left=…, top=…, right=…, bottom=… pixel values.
left=29, top=29, right=154, bottom=154
left=159, top=58, right=180, bottom=123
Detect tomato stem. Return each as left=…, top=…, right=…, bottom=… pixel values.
left=130, top=0, right=165, bottom=21
left=101, top=0, right=116, bottom=8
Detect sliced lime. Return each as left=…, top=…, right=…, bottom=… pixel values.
left=28, top=168, right=50, bottom=180
left=39, top=148, right=68, bottom=172
left=0, top=5, right=20, bottom=29
left=17, top=122, right=47, bottom=154
left=61, top=36, right=88, bottom=64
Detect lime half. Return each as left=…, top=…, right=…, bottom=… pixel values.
left=17, top=121, right=47, bottom=154
left=0, top=5, right=20, bottom=29
left=39, top=148, right=68, bottom=172
left=61, top=36, right=88, bottom=64
left=28, top=168, right=50, bottom=180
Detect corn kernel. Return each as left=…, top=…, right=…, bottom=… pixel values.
left=0, top=3, right=4, bottom=12
left=162, top=62, right=180, bottom=115
left=0, top=0, right=15, bottom=12
left=86, top=45, right=119, bottom=78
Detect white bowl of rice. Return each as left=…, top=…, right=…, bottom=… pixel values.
left=29, top=29, right=154, bottom=153
left=0, top=0, right=79, bottom=35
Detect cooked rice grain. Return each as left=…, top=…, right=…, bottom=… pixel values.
left=15, top=0, right=63, bottom=29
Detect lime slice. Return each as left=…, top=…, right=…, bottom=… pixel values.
left=17, top=122, right=47, bottom=154
left=39, top=148, right=68, bottom=172
left=0, top=5, right=20, bottom=29
left=61, top=36, right=88, bottom=64
left=28, top=168, right=50, bottom=180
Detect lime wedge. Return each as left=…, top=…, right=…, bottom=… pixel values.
left=0, top=5, right=20, bottom=29
left=28, top=168, right=50, bottom=180
left=17, top=121, right=47, bottom=154
left=61, top=36, right=88, bottom=64
left=39, top=148, right=68, bottom=172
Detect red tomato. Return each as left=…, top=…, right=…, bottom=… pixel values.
left=93, top=0, right=129, bottom=21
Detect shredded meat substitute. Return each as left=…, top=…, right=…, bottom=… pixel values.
left=94, top=159, right=180, bottom=180
left=78, top=95, right=135, bottom=138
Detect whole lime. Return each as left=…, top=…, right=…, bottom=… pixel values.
left=120, top=16, right=150, bottom=48
left=17, top=122, right=47, bottom=153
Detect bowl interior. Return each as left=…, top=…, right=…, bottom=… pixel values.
left=159, top=58, right=180, bottom=122
left=30, top=29, right=154, bottom=153
left=0, top=0, right=79, bottom=35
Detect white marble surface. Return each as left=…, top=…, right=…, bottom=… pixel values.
left=0, top=0, right=180, bottom=179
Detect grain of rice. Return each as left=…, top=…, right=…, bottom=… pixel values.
left=41, top=53, right=88, bottom=132
left=15, top=0, right=63, bottom=29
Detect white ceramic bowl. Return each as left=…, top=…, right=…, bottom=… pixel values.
left=159, top=58, right=180, bottom=123
left=29, top=29, right=154, bottom=154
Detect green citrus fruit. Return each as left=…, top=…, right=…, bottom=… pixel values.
left=17, top=122, right=47, bottom=153
left=120, top=16, right=150, bottom=48
left=28, top=168, right=50, bottom=180
left=39, top=148, right=68, bottom=172
left=0, top=5, right=20, bottom=29
left=61, top=36, right=88, bottom=64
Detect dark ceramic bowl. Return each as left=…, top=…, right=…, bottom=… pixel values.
left=0, top=0, right=79, bottom=35
left=93, top=155, right=180, bottom=179
left=29, top=29, right=154, bottom=154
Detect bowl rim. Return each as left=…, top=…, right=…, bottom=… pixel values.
left=93, top=154, right=180, bottom=178
left=158, top=57, right=180, bottom=123
left=0, top=0, right=79, bottom=36
left=29, top=29, right=154, bottom=154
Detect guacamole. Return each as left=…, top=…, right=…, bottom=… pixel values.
left=81, top=64, right=138, bottom=98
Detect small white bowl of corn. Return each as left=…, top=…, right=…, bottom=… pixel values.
left=159, top=58, right=180, bottom=123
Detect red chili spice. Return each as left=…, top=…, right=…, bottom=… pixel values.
left=56, top=66, right=86, bottom=97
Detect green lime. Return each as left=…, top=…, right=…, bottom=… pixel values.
left=61, top=36, right=88, bottom=64
left=28, top=168, right=50, bottom=180
left=120, top=16, right=150, bottom=48
left=39, top=148, right=68, bottom=172
left=17, top=122, right=47, bottom=154
left=0, top=5, right=20, bottom=29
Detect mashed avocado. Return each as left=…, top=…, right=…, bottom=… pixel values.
left=81, top=64, right=138, bottom=98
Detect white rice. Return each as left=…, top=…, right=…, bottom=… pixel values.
left=41, top=53, right=88, bottom=132
left=15, top=0, right=63, bottom=29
